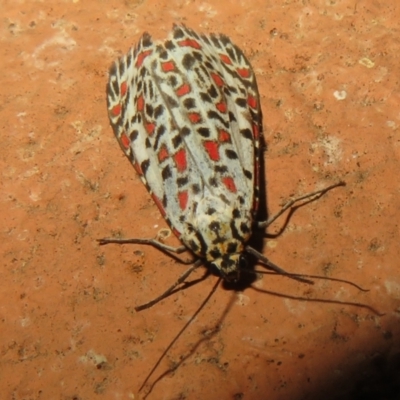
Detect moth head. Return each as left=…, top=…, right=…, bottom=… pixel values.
left=211, top=253, right=247, bottom=282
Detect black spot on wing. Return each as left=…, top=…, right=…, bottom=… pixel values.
left=177, top=176, right=188, bottom=187
left=173, top=26, right=185, bottom=39
left=162, top=165, right=172, bottom=180
left=207, top=110, right=229, bottom=128
left=118, top=59, right=125, bottom=77
left=141, top=159, right=150, bottom=175
left=131, top=130, right=139, bottom=142
left=181, top=126, right=191, bottom=136
left=197, top=127, right=210, bottom=138
left=209, top=177, right=218, bottom=187
left=154, top=104, right=164, bottom=118
left=183, top=98, right=196, bottom=109
left=192, top=184, right=201, bottom=194
left=206, top=207, right=216, bottom=215
left=166, top=94, right=179, bottom=108
left=126, top=52, right=133, bottom=67
left=210, top=35, right=222, bottom=49
left=219, top=34, right=231, bottom=48
left=172, top=134, right=182, bottom=148
left=208, top=85, right=218, bottom=99
left=200, top=92, right=212, bottom=103
left=232, top=208, right=241, bottom=218
left=168, top=74, right=178, bottom=88
left=145, top=103, right=153, bottom=118
left=109, top=62, right=117, bottom=80
left=226, top=47, right=236, bottom=63
left=182, top=53, right=196, bottom=70
left=165, top=40, right=175, bottom=50
left=142, top=32, right=153, bottom=47
left=193, top=52, right=203, bottom=62
left=204, top=61, right=214, bottom=70
left=225, top=149, right=238, bottom=159
left=240, top=128, right=253, bottom=140
left=200, top=34, right=210, bottom=45
left=215, top=165, right=228, bottom=174
left=110, top=75, right=119, bottom=97
left=244, top=169, right=252, bottom=180
left=154, top=125, right=165, bottom=150
left=235, top=98, right=247, bottom=108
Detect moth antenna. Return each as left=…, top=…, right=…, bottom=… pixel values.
left=250, top=269, right=369, bottom=292
left=251, top=286, right=383, bottom=316
left=135, top=260, right=203, bottom=311
left=257, top=181, right=346, bottom=229
left=245, top=245, right=314, bottom=284
left=139, top=277, right=221, bottom=396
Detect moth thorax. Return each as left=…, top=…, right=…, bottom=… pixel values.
left=180, top=194, right=252, bottom=281
left=211, top=253, right=247, bottom=282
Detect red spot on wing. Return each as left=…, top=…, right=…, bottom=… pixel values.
left=237, top=68, right=250, bottom=78
left=247, top=95, right=257, bottom=109
left=216, top=102, right=227, bottom=113
left=188, top=112, right=201, bottom=124
left=178, top=39, right=201, bottom=49
left=151, top=193, right=166, bottom=217
left=136, top=50, right=152, bottom=67
left=220, top=54, right=232, bottom=64
left=120, top=133, right=130, bottom=149
left=211, top=72, right=224, bottom=87
left=161, top=60, right=176, bottom=72
left=158, top=145, right=169, bottom=162
left=174, top=149, right=187, bottom=172
left=203, top=141, right=220, bottom=161
left=137, top=95, right=144, bottom=112
left=111, top=104, right=121, bottom=117
left=222, top=176, right=237, bottom=193
left=178, top=191, right=188, bottom=211
left=252, top=123, right=260, bottom=139
left=120, top=81, right=128, bottom=96
left=145, top=122, right=155, bottom=135
left=176, top=83, right=191, bottom=97
left=218, top=130, right=231, bottom=142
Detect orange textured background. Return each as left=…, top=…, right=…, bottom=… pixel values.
left=1, top=1, right=400, bottom=399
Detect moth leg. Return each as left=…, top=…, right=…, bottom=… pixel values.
left=135, top=260, right=203, bottom=311
left=97, top=237, right=194, bottom=264
left=257, top=181, right=345, bottom=229
left=98, top=237, right=187, bottom=254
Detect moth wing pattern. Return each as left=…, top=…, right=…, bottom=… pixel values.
left=106, top=25, right=261, bottom=253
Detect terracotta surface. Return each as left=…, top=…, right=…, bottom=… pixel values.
left=1, top=1, right=400, bottom=399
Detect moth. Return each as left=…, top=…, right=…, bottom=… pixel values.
left=99, top=25, right=344, bottom=310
